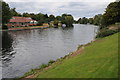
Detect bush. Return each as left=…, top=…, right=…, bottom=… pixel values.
left=115, top=22, right=120, bottom=25
left=77, top=45, right=83, bottom=50
left=40, top=64, right=48, bottom=69
left=96, top=29, right=118, bottom=38
left=48, top=60, right=55, bottom=65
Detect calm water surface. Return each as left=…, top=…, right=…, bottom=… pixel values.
left=1, top=24, right=99, bottom=78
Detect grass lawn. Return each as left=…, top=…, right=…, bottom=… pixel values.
left=36, top=32, right=118, bottom=78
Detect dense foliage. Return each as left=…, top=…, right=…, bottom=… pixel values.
left=77, top=14, right=102, bottom=26
left=77, top=17, right=88, bottom=24
left=1, top=1, right=12, bottom=24
left=96, top=28, right=118, bottom=38
left=11, top=8, right=22, bottom=17
left=101, top=1, right=120, bottom=26
left=62, top=14, right=74, bottom=27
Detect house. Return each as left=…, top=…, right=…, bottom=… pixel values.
left=7, top=16, right=37, bottom=28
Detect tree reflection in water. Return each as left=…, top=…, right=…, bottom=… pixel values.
left=1, top=31, right=16, bottom=67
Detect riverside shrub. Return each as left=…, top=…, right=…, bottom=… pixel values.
left=96, top=29, right=118, bottom=38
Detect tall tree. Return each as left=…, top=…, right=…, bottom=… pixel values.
left=2, top=1, right=12, bottom=24
left=64, top=15, right=74, bottom=27
left=11, top=8, right=21, bottom=16
left=88, top=18, right=94, bottom=24
left=78, top=17, right=88, bottom=24
left=23, top=12, right=30, bottom=17
left=49, top=15, right=55, bottom=21
left=56, top=16, right=62, bottom=21
left=101, top=1, right=120, bottom=26
left=77, top=18, right=81, bottom=24
left=93, top=14, right=102, bottom=25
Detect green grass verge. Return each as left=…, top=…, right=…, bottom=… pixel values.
left=36, top=32, right=118, bottom=78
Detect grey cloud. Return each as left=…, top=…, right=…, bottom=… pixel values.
left=8, top=2, right=109, bottom=20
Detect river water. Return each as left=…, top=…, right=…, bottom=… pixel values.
left=1, top=24, right=98, bottom=78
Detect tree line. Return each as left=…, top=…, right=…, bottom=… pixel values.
left=1, top=0, right=120, bottom=28
left=1, top=1, right=74, bottom=27
left=76, top=1, right=120, bottom=29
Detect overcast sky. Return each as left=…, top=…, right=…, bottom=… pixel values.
left=4, top=0, right=115, bottom=20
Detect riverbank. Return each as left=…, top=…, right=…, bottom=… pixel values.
left=20, top=32, right=118, bottom=79
left=0, top=25, right=49, bottom=31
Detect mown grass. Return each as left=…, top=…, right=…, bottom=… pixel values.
left=36, top=32, right=118, bottom=78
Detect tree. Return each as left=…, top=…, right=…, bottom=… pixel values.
left=49, top=15, right=55, bottom=21
left=35, top=13, right=45, bottom=25
left=44, top=14, right=49, bottom=23
left=56, top=16, right=62, bottom=21
left=44, top=14, right=49, bottom=18
left=64, top=15, right=74, bottom=27
left=78, top=17, right=88, bottom=24
left=88, top=18, right=94, bottom=24
left=11, top=8, right=21, bottom=16
left=29, top=13, right=36, bottom=20
left=93, top=14, right=102, bottom=25
left=77, top=18, right=81, bottom=24
left=53, top=19, right=59, bottom=27
left=101, top=1, right=120, bottom=26
left=82, top=17, right=88, bottom=24
left=2, top=1, right=12, bottom=24
left=23, top=12, right=30, bottom=17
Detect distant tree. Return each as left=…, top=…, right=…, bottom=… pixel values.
left=29, top=13, right=36, bottom=20
left=64, top=15, right=74, bottom=27
left=53, top=19, right=59, bottom=27
left=11, top=8, right=21, bottom=16
left=61, top=14, right=67, bottom=18
left=93, top=14, right=102, bottom=25
left=2, top=1, right=12, bottom=24
left=44, top=14, right=49, bottom=18
left=77, top=18, right=81, bottom=24
left=101, top=1, right=120, bottom=26
left=49, top=15, right=55, bottom=21
left=61, top=14, right=74, bottom=26
left=23, top=12, right=30, bottom=17
left=79, top=17, right=88, bottom=24
left=36, top=13, right=44, bottom=21
left=44, top=14, right=49, bottom=23
left=88, top=18, right=94, bottom=24
left=83, top=17, right=88, bottom=24
left=56, top=16, right=62, bottom=21
left=35, top=13, right=45, bottom=25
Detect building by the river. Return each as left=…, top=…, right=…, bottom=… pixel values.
left=7, top=16, right=38, bottom=28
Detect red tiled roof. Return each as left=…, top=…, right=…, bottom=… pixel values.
left=9, top=16, right=36, bottom=22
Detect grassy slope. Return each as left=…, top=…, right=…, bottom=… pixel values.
left=36, top=33, right=118, bottom=78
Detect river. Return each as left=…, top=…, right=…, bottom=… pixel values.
left=1, top=24, right=99, bottom=78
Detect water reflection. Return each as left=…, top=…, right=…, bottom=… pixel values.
left=2, top=31, right=15, bottom=67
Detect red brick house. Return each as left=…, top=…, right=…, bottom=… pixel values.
left=7, top=16, right=38, bottom=28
